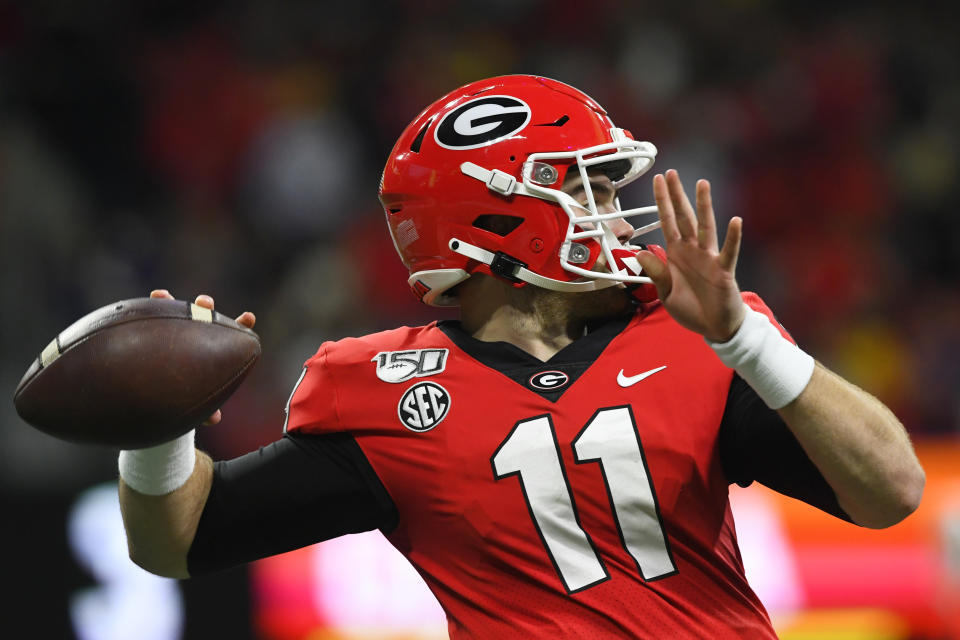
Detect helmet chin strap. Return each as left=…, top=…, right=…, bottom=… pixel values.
left=448, top=238, right=620, bottom=293
left=460, top=162, right=538, bottom=198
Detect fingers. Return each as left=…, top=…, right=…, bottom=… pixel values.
left=150, top=290, right=213, bottom=308
left=150, top=290, right=255, bottom=328
left=718, top=216, right=743, bottom=273
left=192, top=295, right=256, bottom=329
left=695, top=179, right=718, bottom=252
left=655, top=171, right=726, bottom=258
left=236, top=311, right=256, bottom=329
left=665, top=170, right=698, bottom=241
left=652, top=174, right=680, bottom=242
left=635, top=249, right=673, bottom=299
left=654, top=170, right=706, bottom=246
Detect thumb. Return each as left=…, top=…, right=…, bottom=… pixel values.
left=636, top=249, right=672, bottom=299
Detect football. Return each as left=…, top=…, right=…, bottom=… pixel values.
left=13, top=297, right=261, bottom=449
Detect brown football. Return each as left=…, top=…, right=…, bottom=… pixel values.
left=13, top=297, right=261, bottom=449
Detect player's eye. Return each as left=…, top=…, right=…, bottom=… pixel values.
left=589, top=183, right=616, bottom=206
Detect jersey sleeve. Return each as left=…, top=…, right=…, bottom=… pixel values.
left=718, top=374, right=851, bottom=522
left=283, top=344, right=342, bottom=435
left=187, top=431, right=399, bottom=576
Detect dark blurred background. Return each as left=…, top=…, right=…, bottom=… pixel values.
left=1, top=1, right=958, bottom=638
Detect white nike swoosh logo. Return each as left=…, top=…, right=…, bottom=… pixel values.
left=617, top=366, right=667, bottom=387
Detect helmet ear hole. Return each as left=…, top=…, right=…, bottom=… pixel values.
left=472, top=214, right=523, bottom=237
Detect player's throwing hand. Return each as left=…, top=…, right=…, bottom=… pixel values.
left=149, top=288, right=256, bottom=425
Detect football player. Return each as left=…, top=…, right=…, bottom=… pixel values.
left=119, top=75, right=924, bottom=638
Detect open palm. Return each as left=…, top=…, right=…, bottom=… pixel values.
left=635, top=170, right=746, bottom=343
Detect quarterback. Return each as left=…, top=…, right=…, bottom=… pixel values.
left=119, top=75, right=924, bottom=638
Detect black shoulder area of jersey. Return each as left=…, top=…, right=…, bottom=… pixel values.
left=437, top=315, right=632, bottom=402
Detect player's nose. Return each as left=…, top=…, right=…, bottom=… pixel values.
left=607, top=216, right=635, bottom=245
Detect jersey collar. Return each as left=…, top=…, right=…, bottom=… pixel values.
left=436, top=314, right=633, bottom=401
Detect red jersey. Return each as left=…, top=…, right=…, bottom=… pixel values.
left=285, top=296, right=782, bottom=639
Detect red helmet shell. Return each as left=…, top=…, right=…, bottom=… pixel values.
left=380, top=75, right=635, bottom=305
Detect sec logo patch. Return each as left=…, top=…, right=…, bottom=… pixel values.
left=398, top=381, right=451, bottom=432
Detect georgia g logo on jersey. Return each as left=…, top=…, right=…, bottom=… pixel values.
left=528, top=370, right=570, bottom=391
left=435, top=96, right=531, bottom=150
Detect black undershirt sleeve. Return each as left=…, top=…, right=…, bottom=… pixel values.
left=187, top=431, right=399, bottom=576
left=719, top=374, right=852, bottom=522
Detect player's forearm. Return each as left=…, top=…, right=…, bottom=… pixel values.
left=777, top=363, right=924, bottom=528
left=118, top=450, right=213, bottom=578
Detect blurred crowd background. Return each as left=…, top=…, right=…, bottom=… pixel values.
left=1, top=1, right=958, bottom=638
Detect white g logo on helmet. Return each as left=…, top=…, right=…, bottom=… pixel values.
left=435, top=96, right=531, bottom=150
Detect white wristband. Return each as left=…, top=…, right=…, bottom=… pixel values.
left=118, top=429, right=196, bottom=495
left=707, top=306, right=815, bottom=410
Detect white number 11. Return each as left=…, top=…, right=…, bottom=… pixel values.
left=491, top=406, right=677, bottom=593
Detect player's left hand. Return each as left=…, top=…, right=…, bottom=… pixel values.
left=635, top=170, right=745, bottom=343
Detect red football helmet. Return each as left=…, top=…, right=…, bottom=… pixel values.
left=379, top=75, right=661, bottom=306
